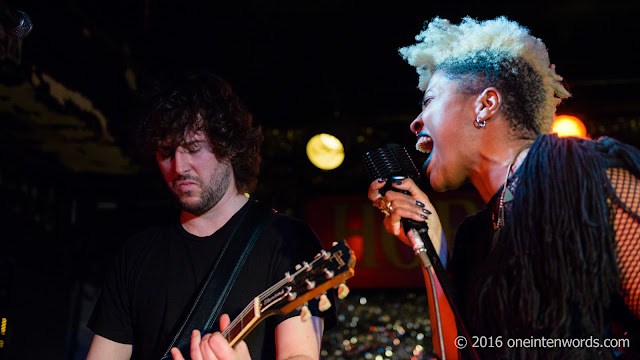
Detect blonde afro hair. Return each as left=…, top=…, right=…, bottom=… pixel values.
left=399, top=16, right=571, bottom=134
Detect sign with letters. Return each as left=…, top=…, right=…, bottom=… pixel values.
left=306, top=189, right=483, bottom=288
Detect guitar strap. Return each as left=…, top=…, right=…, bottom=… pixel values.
left=161, top=200, right=277, bottom=359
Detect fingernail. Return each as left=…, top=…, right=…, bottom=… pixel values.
left=416, top=201, right=425, bottom=207
left=377, top=178, right=386, bottom=183
left=422, top=208, right=432, bottom=215
left=420, top=214, right=428, bottom=219
left=393, top=179, right=403, bottom=185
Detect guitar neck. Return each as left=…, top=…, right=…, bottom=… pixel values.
left=222, top=297, right=262, bottom=347
left=220, top=241, right=356, bottom=347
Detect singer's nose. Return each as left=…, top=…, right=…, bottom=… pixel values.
left=410, top=115, right=423, bottom=135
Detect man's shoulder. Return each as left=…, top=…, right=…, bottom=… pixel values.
left=248, top=200, right=310, bottom=233
left=246, top=201, right=322, bottom=251
left=268, top=211, right=317, bottom=239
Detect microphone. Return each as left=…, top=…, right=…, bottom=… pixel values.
left=363, top=143, right=448, bottom=358
left=362, top=143, right=430, bottom=264
left=0, top=5, right=33, bottom=39
left=362, top=143, right=420, bottom=196
left=363, top=143, right=481, bottom=360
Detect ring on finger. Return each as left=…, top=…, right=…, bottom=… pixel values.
left=373, top=198, right=388, bottom=211
left=383, top=201, right=394, bottom=217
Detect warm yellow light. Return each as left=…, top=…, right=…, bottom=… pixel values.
left=306, top=133, right=345, bottom=170
left=552, top=115, right=587, bottom=138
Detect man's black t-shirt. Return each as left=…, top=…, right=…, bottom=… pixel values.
left=88, top=200, right=334, bottom=359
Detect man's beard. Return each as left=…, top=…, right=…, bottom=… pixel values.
left=171, top=163, right=233, bottom=216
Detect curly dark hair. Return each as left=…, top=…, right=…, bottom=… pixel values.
left=137, top=70, right=263, bottom=193
left=435, top=51, right=545, bottom=139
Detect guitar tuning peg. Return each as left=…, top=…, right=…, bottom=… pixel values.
left=323, top=268, right=334, bottom=279
left=337, top=283, right=350, bottom=300
left=305, top=279, right=316, bottom=290
left=319, top=293, right=332, bottom=312
left=300, top=304, right=311, bottom=322
left=295, top=264, right=302, bottom=270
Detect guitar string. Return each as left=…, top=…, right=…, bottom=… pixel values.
left=222, top=250, right=333, bottom=339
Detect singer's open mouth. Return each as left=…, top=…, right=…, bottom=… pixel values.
left=416, top=134, right=433, bottom=154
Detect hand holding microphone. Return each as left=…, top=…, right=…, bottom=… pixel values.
left=363, top=144, right=445, bottom=264
left=364, top=144, right=482, bottom=360
left=364, top=144, right=455, bottom=360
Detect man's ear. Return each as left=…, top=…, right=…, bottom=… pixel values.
left=474, top=87, right=502, bottom=120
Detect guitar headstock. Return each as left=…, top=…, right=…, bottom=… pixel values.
left=223, top=241, right=356, bottom=347
left=261, top=240, right=356, bottom=317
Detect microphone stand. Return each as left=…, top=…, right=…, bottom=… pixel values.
left=403, top=219, right=481, bottom=360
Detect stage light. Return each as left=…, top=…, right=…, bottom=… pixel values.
left=306, top=133, right=345, bottom=170
left=552, top=115, right=587, bottom=138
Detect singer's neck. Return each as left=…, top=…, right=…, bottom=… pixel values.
left=469, top=139, right=533, bottom=203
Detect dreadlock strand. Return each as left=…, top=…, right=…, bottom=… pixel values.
left=481, top=135, right=620, bottom=358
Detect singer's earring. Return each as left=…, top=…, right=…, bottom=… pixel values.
left=474, top=116, right=486, bottom=129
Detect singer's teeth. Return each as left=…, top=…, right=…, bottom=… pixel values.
left=416, top=135, right=433, bottom=154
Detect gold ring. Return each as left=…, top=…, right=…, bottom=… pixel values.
left=373, top=199, right=392, bottom=216
left=382, top=201, right=393, bottom=217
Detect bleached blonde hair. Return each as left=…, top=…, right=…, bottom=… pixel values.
left=399, top=16, right=571, bottom=134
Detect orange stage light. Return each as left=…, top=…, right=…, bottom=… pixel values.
left=552, top=115, right=588, bottom=138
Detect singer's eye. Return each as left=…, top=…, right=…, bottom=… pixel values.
left=420, top=97, right=433, bottom=108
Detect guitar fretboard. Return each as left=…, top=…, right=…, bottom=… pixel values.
left=223, top=304, right=258, bottom=345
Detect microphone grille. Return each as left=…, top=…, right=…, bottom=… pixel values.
left=362, top=143, right=420, bottom=183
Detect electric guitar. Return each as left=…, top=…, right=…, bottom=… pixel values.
left=221, top=240, right=356, bottom=347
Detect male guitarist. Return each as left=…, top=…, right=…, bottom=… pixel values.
left=86, top=69, right=334, bottom=360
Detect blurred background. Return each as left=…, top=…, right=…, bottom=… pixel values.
left=1, top=0, right=639, bottom=359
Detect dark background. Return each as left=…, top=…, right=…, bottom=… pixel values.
left=1, top=0, right=639, bottom=358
